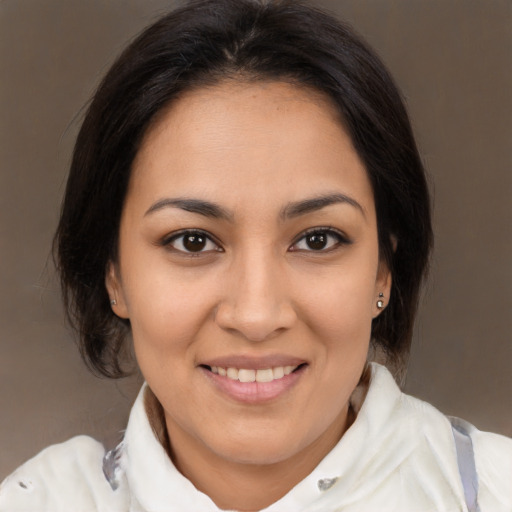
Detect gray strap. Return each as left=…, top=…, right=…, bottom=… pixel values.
left=451, top=421, right=481, bottom=512
left=102, top=442, right=123, bottom=491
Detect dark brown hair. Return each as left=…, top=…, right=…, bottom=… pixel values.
left=54, top=0, right=433, bottom=378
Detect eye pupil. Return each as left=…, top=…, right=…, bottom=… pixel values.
left=183, top=234, right=206, bottom=252
left=306, top=233, right=327, bottom=250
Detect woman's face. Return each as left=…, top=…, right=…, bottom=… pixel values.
left=108, top=81, right=390, bottom=472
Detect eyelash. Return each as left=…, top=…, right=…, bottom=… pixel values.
left=161, top=230, right=223, bottom=255
left=290, top=227, right=351, bottom=252
left=161, top=227, right=351, bottom=255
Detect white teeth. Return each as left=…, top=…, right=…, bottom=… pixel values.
left=238, top=369, right=256, bottom=382
left=210, top=365, right=301, bottom=382
left=272, top=366, right=284, bottom=379
left=256, top=368, right=274, bottom=383
left=227, top=367, right=239, bottom=380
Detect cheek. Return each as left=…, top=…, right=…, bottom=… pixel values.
left=119, top=255, right=218, bottom=356
left=296, top=261, right=378, bottom=340
left=127, top=278, right=215, bottom=396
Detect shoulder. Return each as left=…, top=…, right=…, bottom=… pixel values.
left=401, top=385, right=512, bottom=511
left=451, top=416, right=512, bottom=511
left=365, top=364, right=512, bottom=511
left=0, top=436, right=129, bottom=512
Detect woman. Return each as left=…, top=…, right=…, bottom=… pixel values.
left=1, top=0, right=510, bottom=510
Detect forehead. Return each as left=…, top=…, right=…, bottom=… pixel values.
left=128, top=80, right=374, bottom=218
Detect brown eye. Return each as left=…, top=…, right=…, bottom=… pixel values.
left=183, top=233, right=207, bottom=252
left=290, top=229, right=349, bottom=252
left=166, top=230, right=220, bottom=254
left=305, top=232, right=328, bottom=250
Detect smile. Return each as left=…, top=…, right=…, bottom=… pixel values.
left=200, top=361, right=308, bottom=403
left=208, top=365, right=299, bottom=383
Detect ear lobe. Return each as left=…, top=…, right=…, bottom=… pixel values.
left=373, top=258, right=392, bottom=318
left=105, top=262, right=129, bottom=319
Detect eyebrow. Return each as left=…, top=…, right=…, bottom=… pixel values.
left=144, top=192, right=364, bottom=221
left=145, top=198, right=233, bottom=221
left=280, top=193, right=365, bottom=220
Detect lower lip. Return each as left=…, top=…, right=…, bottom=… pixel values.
left=200, top=366, right=307, bottom=404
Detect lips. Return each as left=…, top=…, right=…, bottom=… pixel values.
left=199, top=356, right=308, bottom=403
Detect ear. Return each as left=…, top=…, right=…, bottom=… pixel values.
left=105, top=262, right=130, bottom=319
left=372, top=257, right=392, bottom=319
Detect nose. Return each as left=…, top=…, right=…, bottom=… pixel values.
left=214, top=249, right=297, bottom=342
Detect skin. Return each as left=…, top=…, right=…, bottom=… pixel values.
left=106, top=81, right=391, bottom=511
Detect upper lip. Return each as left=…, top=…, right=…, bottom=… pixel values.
left=200, top=354, right=307, bottom=370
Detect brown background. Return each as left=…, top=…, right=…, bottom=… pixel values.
left=1, top=0, right=511, bottom=479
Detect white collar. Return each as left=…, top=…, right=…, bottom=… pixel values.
left=118, top=363, right=464, bottom=511
left=119, top=364, right=401, bottom=511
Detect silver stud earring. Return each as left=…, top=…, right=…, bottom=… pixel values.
left=377, top=292, right=384, bottom=309
left=110, top=299, right=117, bottom=306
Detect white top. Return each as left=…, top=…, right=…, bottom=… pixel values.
left=1, top=363, right=510, bottom=511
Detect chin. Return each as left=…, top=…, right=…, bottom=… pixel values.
left=219, top=442, right=301, bottom=466
left=207, top=427, right=305, bottom=466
